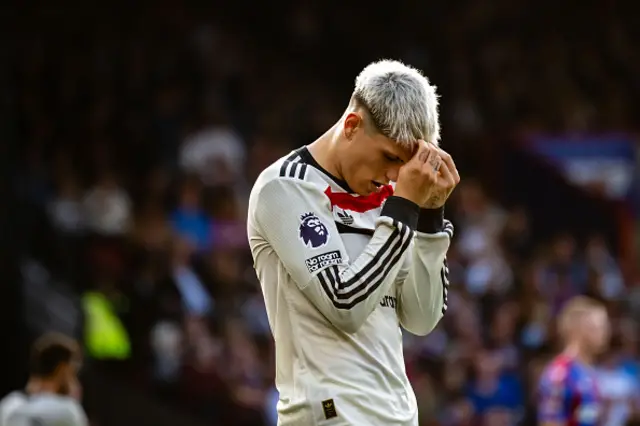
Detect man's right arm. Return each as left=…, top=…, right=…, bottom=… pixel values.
left=251, top=176, right=419, bottom=334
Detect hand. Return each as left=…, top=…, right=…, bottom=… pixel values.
left=394, top=140, right=443, bottom=206
left=422, top=144, right=460, bottom=209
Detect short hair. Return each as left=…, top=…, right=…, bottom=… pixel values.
left=557, top=296, right=605, bottom=341
left=352, top=59, right=440, bottom=148
left=29, top=332, right=80, bottom=377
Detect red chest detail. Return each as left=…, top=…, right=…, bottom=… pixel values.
left=324, top=185, right=393, bottom=213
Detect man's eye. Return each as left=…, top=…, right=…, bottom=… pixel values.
left=384, top=154, right=401, bottom=163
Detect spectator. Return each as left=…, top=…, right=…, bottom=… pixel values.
left=170, top=177, right=211, bottom=253
left=83, top=171, right=132, bottom=237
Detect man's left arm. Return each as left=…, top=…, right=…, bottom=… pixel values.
left=396, top=206, right=453, bottom=336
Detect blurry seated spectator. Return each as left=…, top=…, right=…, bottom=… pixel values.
left=440, top=396, right=475, bottom=426
left=540, top=234, right=589, bottom=313
left=151, top=321, right=183, bottom=389
left=464, top=249, right=513, bottom=296
left=48, top=171, right=85, bottom=234
left=223, top=319, right=268, bottom=426
left=481, top=406, right=516, bottom=426
left=240, top=287, right=270, bottom=338
left=180, top=316, right=226, bottom=419
left=209, top=185, right=247, bottom=250
left=131, top=202, right=173, bottom=253
left=180, top=104, right=246, bottom=187
left=171, top=237, right=214, bottom=317
left=617, top=318, right=640, bottom=382
left=586, top=234, right=624, bottom=301
left=466, top=351, right=523, bottom=420
left=488, top=302, right=521, bottom=372
left=455, top=180, right=507, bottom=261
left=500, top=207, right=532, bottom=266
left=170, top=177, right=211, bottom=253
left=83, top=171, right=132, bottom=236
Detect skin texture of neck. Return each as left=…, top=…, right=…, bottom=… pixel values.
left=26, top=378, right=59, bottom=395
left=307, top=123, right=345, bottom=181
left=563, top=342, right=592, bottom=365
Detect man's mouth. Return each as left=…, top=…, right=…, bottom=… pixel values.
left=371, top=181, right=385, bottom=193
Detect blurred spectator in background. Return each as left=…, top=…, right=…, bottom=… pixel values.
left=83, top=171, right=132, bottom=237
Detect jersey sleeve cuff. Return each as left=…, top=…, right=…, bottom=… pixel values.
left=381, top=196, right=420, bottom=231
left=417, top=206, right=445, bottom=233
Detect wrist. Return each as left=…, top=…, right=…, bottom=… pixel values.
left=423, top=188, right=452, bottom=209
left=417, top=206, right=445, bottom=233
left=392, top=187, right=422, bottom=207
left=381, top=196, right=420, bottom=230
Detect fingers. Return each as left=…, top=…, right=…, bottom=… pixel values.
left=415, top=141, right=434, bottom=165
left=429, top=152, right=442, bottom=173
left=427, top=142, right=460, bottom=185
left=405, top=139, right=459, bottom=183
left=441, top=151, right=460, bottom=184
left=438, top=158, right=455, bottom=186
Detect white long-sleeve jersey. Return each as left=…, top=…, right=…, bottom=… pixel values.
left=0, top=391, right=87, bottom=426
left=248, top=147, right=452, bottom=426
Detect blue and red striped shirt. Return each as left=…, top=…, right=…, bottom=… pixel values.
left=537, top=354, right=601, bottom=426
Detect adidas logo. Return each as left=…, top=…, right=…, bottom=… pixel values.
left=337, top=210, right=354, bottom=225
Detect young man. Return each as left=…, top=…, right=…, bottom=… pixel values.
left=537, top=296, right=610, bottom=426
left=0, top=332, right=87, bottom=426
left=248, top=60, right=459, bottom=425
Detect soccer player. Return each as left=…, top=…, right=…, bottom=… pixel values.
left=537, top=296, right=609, bottom=426
left=248, top=60, right=459, bottom=425
left=0, top=333, right=87, bottom=426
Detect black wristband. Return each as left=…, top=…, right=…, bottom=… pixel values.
left=417, top=206, right=445, bottom=233
left=381, top=196, right=420, bottom=231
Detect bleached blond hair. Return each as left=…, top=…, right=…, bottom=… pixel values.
left=352, top=59, right=440, bottom=148
left=558, top=296, right=606, bottom=342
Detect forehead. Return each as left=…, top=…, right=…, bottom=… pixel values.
left=589, top=309, right=608, bottom=323
left=580, top=308, right=608, bottom=328
left=369, top=132, right=415, bottom=162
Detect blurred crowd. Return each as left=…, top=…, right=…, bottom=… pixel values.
left=3, top=1, right=640, bottom=426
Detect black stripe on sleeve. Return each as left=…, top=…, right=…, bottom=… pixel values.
left=318, top=221, right=414, bottom=309
left=441, top=258, right=449, bottom=315
left=288, top=162, right=300, bottom=178
left=443, top=220, right=454, bottom=239
left=298, top=163, right=308, bottom=180
left=278, top=153, right=302, bottom=177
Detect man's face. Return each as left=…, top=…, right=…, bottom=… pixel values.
left=582, top=309, right=610, bottom=355
left=340, top=113, right=414, bottom=196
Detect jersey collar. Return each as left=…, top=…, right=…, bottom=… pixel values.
left=297, top=147, right=354, bottom=193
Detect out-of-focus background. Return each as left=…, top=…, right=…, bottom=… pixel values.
left=1, top=1, right=639, bottom=425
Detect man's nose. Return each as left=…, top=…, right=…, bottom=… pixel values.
left=386, top=166, right=400, bottom=183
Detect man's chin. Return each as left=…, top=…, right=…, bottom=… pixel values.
left=357, top=187, right=375, bottom=197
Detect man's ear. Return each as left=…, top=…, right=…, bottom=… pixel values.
left=343, top=112, right=362, bottom=140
